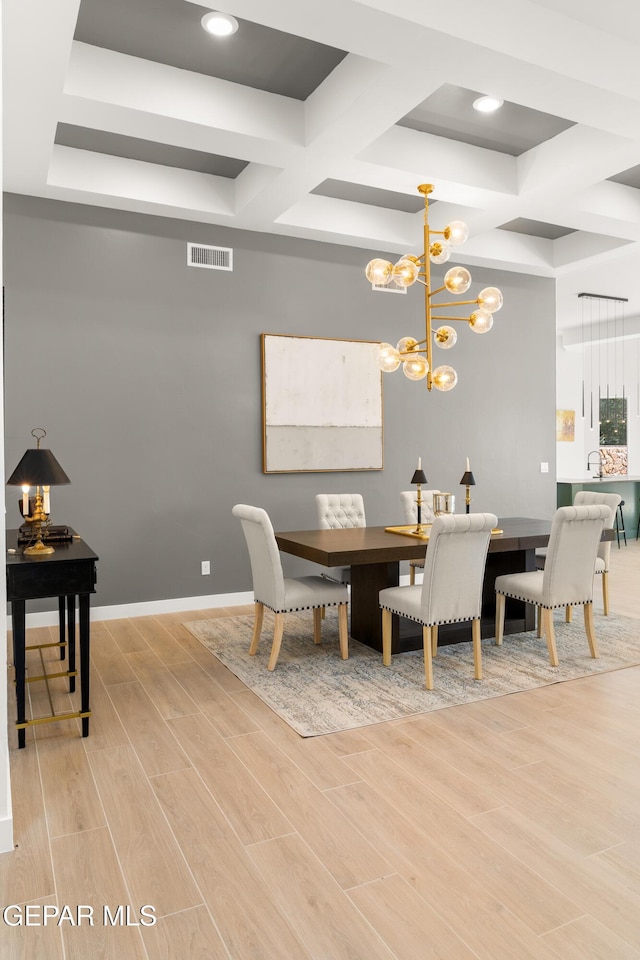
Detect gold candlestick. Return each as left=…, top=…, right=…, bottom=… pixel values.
left=459, top=466, right=476, bottom=516
left=411, top=463, right=428, bottom=534
left=23, top=489, right=54, bottom=555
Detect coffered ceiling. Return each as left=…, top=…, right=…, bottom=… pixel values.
left=5, top=0, right=640, bottom=327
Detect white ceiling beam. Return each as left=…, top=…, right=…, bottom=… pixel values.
left=354, top=0, right=640, bottom=102
left=65, top=43, right=304, bottom=146
left=48, top=147, right=236, bottom=216
left=2, top=0, right=81, bottom=192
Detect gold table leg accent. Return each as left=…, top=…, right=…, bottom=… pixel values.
left=16, top=711, right=91, bottom=730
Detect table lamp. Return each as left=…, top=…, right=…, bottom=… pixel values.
left=459, top=457, right=476, bottom=514
left=411, top=458, right=428, bottom=532
left=6, top=428, right=71, bottom=555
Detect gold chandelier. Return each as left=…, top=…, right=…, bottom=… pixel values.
left=366, top=183, right=503, bottom=391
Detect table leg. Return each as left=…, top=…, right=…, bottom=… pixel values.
left=67, top=596, right=76, bottom=694
left=58, top=596, right=66, bottom=660
left=79, top=594, right=91, bottom=737
left=12, top=600, right=27, bottom=749
left=350, top=562, right=399, bottom=652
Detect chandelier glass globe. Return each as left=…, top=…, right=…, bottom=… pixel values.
left=479, top=287, right=503, bottom=312
left=434, top=325, right=457, bottom=349
left=429, top=241, right=451, bottom=264
left=469, top=308, right=494, bottom=334
left=444, top=266, right=472, bottom=295
left=392, top=258, right=420, bottom=287
left=365, top=258, right=393, bottom=285
left=397, top=336, right=419, bottom=354
left=444, top=220, right=469, bottom=245
left=378, top=342, right=401, bottom=372
left=432, top=365, right=458, bottom=391
left=403, top=355, right=429, bottom=380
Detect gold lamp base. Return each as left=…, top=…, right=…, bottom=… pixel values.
left=24, top=539, right=55, bottom=556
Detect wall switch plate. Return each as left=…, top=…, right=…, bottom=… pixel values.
left=201, top=560, right=211, bottom=575
left=540, top=462, right=549, bottom=473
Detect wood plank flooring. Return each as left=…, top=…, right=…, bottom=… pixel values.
left=3, top=540, right=640, bottom=958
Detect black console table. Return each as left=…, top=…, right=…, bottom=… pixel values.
left=6, top=529, right=98, bottom=748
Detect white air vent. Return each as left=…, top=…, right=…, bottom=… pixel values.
left=371, top=282, right=406, bottom=294
left=187, top=243, right=233, bottom=270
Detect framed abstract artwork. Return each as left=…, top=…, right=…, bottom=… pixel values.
left=262, top=334, right=383, bottom=473
left=556, top=409, right=575, bottom=442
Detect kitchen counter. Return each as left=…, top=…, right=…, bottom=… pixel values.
left=557, top=478, right=639, bottom=541
left=558, top=475, right=640, bottom=483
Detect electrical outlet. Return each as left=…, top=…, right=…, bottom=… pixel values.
left=201, top=560, right=211, bottom=575
left=540, top=462, right=549, bottom=474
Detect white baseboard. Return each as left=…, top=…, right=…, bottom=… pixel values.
left=22, top=591, right=255, bottom=628
left=0, top=813, right=13, bottom=854
left=0, top=756, right=13, bottom=852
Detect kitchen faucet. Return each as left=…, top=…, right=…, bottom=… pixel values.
left=586, top=450, right=604, bottom=478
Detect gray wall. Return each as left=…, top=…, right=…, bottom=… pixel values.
left=3, top=194, right=557, bottom=610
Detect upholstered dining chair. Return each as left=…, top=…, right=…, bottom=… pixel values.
left=315, top=493, right=366, bottom=583
left=232, top=504, right=349, bottom=671
left=379, top=512, right=497, bottom=689
left=535, top=491, right=620, bottom=615
left=400, top=489, right=441, bottom=585
left=495, top=503, right=611, bottom=667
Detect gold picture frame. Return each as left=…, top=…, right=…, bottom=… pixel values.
left=262, top=334, right=383, bottom=473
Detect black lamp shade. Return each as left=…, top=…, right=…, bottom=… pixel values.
left=7, top=449, right=71, bottom=486
left=459, top=470, right=476, bottom=486
left=411, top=468, right=428, bottom=485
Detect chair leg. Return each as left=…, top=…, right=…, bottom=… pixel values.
left=542, top=608, right=558, bottom=667
left=472, top=618, right=482, bottom=681
left=602, top=572, right=610, bottom=615
left=432, top=624, right=438, bottom=657
left=565, top=605, right=572, bottom=623
left=249, top=602, right=264, bottom=655
left=338, top=603, right=349, bottom=660
left=423, top=625, right=433, bottom=690
left=495, top=593, right=505, bottom=645
left=313, top=608, right=322, bottom=644
left=584, top=602, right=599, bottom=658
left=267, top=613, right=285, bottom=671
left=409, top=564, right=416, bottom=586
left=382, top=608, right=393, bottom=666
left=537, top=606, right=543, bottom=638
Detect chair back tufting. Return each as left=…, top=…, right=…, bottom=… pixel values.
left=315, top=493, right=366, bottom=529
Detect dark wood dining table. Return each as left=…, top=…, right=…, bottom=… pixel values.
left=276, top=517, right=554, bottom=655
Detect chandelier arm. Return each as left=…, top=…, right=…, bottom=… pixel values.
left=429, top=284, right=446, bottom=297
left=431, top=298, right=480, bottom=308
left=431, top=315, right=474, bottom=322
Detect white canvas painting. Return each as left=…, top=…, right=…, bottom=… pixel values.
left=262, top=334, right=383, bottom=472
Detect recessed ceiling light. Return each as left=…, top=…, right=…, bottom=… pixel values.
left=472, top=95, right=504, bottom=113
left=201, top=12, right=239, bottom=37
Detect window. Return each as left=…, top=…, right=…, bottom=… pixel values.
left=599, top=397, right=627, bottom=446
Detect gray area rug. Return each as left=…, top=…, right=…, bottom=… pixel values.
left=184, top=610, right=640, bottom=737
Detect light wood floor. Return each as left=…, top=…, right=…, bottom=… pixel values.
left=3, top=540, right=640, bottom=959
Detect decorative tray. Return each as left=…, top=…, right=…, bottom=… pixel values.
left=385, top=524, right=432, bottom=540
left=385, top=524, right=503, bottom=541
